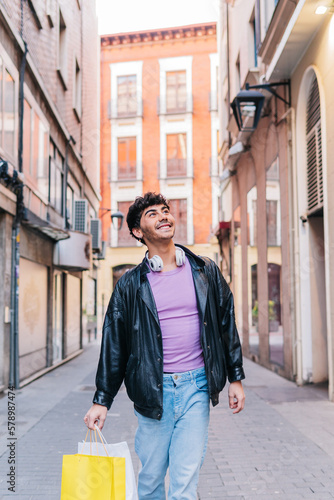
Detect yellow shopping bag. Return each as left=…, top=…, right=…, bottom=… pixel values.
left=60, top=430, right=126, bottom=500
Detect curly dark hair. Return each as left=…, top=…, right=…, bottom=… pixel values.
left=126, top=192, right=170, bottom=244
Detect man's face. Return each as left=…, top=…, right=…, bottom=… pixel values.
left=133, top=204, right=175, bottom=245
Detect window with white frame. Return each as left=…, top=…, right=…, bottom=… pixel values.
left=166, top=71, right=187, bottom=113
left=66, top=185, right=74, bottom=228
left=166, top=133, right=187, bottom=177
left=28, top=0, right=43, bottom=29
left=159, top=56, right=192, bottom=115
left=117, top=75, right=137, bottom=117
left=169, top=198, right=187, bottom=244
left=73, top=57, right=81, bottom=119
left=22, top=88, right=49, bottom=200
left=249, top=10, right=258, bottom=68
left=117, top=136, right=136, bottom=180
left=58, top=8, right=68, bottom=88
left=0, top=55, right=17, bottom=162
left=49, top=140, right=64, bottom=214
left=117, top=200, right=136, bottom=247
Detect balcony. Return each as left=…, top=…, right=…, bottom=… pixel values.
left=158, top=158, right=193, bottom=179
left=157, top=95, right=193, bottom=115
left=108, top=98, right=143, bottom=119
left=108, top=162, right=143, bottom=182
left=117, top=161, right=137, bottom=180
left=258, top=0, right=296, bottom=66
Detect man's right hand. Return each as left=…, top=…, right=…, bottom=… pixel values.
left=84, top=403, right=108, bottom=430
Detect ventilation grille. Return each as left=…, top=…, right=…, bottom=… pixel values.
left=306, top=76, right=323, bottom=214
left=74, top=200, right=88, bottom=233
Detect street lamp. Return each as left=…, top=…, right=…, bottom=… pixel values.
left=231, top=81, right=290, bottom=132
left=99, top=208, right=124, bottom=230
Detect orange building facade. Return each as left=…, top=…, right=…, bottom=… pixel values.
left=97, top=23, right=220, bottom=322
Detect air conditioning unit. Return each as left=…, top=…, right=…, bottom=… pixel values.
left=90, top=218, right=102, bottom=253
left=74, top=199, right=88, bottom=233
left=94, top=240, right=107, bottom=260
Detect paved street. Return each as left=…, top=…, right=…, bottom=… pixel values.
left=0, top=341, right=333, bottom=500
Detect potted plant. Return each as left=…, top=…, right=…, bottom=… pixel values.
left=268, top=300, right=279, bottom=332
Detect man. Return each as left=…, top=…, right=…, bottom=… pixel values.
left=84, top=192, right=245, bottom=500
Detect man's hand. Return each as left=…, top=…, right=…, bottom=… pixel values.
left=84, top=404, right=108, bottom=430
left=228, top=381, right=245, bottom=414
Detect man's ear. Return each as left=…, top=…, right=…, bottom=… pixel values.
left=132, top=227, right=143, bottom=240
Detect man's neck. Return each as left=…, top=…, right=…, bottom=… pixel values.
left=147, top=241, right=177, bottom=271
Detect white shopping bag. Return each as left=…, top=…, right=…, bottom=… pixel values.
left=79, top=425, right=138, bottom=500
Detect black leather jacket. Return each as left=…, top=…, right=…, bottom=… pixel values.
left=93, top=245, right=245, bottom=420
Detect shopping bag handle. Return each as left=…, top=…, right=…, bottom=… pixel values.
left=82, top=427, right=109, bottom=457
left=94, top=424, right=108, bottom=445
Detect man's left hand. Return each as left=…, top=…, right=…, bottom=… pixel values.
left=228, top=381, right=245, bottom=414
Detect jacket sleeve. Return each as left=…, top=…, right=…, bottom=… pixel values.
left=93, top=282, right=127, bottom=409
left=213, top=262, right=245, bottom=383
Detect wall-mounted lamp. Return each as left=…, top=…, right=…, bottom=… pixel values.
left=99, top=207, right=124, bottom=230
left=315, top=5, right=328, bottom=14
left=315, top=2, right=334, bottom=14
left=231, top=81, right=291, bottom=132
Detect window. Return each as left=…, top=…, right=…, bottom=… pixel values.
left=28, top=0, right=43, bottom=29
left=306, top=75, right=323, bottom=214
left=58, top=9, right=67, bottom=88
left=166, top=133, right=187, bottom=177
left=0, top=57, right=16, bottom=160
left=264, top=0, right=279, bottom=34
left=117, top=75, right=137, bottom=117
left=23, top=99, right=32, bottom=175
left=169, top=199, right=187, bottom=243
left=117, top=137, right=136, bottom=180
left=49, top=141, right=64, bottom=214
left=250, top=11, right=258, bottom=68
left=166, top=71, right=186, bottom=113
left=46, top=0, right=56, bottom=27
left=117, top=201, right=136, bottom=247
left=66, top=185, right=74, bottom=227
left=73, top=58, right=81, bottom=119
left=22, top=97, right=49, bottom=199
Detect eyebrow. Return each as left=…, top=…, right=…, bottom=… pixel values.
left=144, top=206, right=169, bottom=216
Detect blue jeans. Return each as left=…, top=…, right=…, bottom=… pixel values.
left=135, top=366, right=210, bottom=500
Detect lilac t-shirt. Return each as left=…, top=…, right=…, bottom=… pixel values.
left=147, top=257, right=204, bottom=373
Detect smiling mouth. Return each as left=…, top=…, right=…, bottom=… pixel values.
left=157, top=223, right=172, bottom=230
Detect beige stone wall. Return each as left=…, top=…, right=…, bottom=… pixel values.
left=290, top=15, right=334, bottom=393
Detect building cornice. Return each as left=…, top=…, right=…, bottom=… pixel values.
left=101, top=22, right=216, bottom=47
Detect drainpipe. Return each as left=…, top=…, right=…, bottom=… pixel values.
left=9, top=12, right=28, bottom=388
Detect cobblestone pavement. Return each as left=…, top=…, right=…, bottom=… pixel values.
left=0, top=341, right=333, bottom=499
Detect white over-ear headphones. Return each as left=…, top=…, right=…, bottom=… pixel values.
left=146, top=247, right=186, bottom=272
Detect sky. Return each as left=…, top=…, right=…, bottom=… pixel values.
left=95, top=0, right=219, bottom=35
